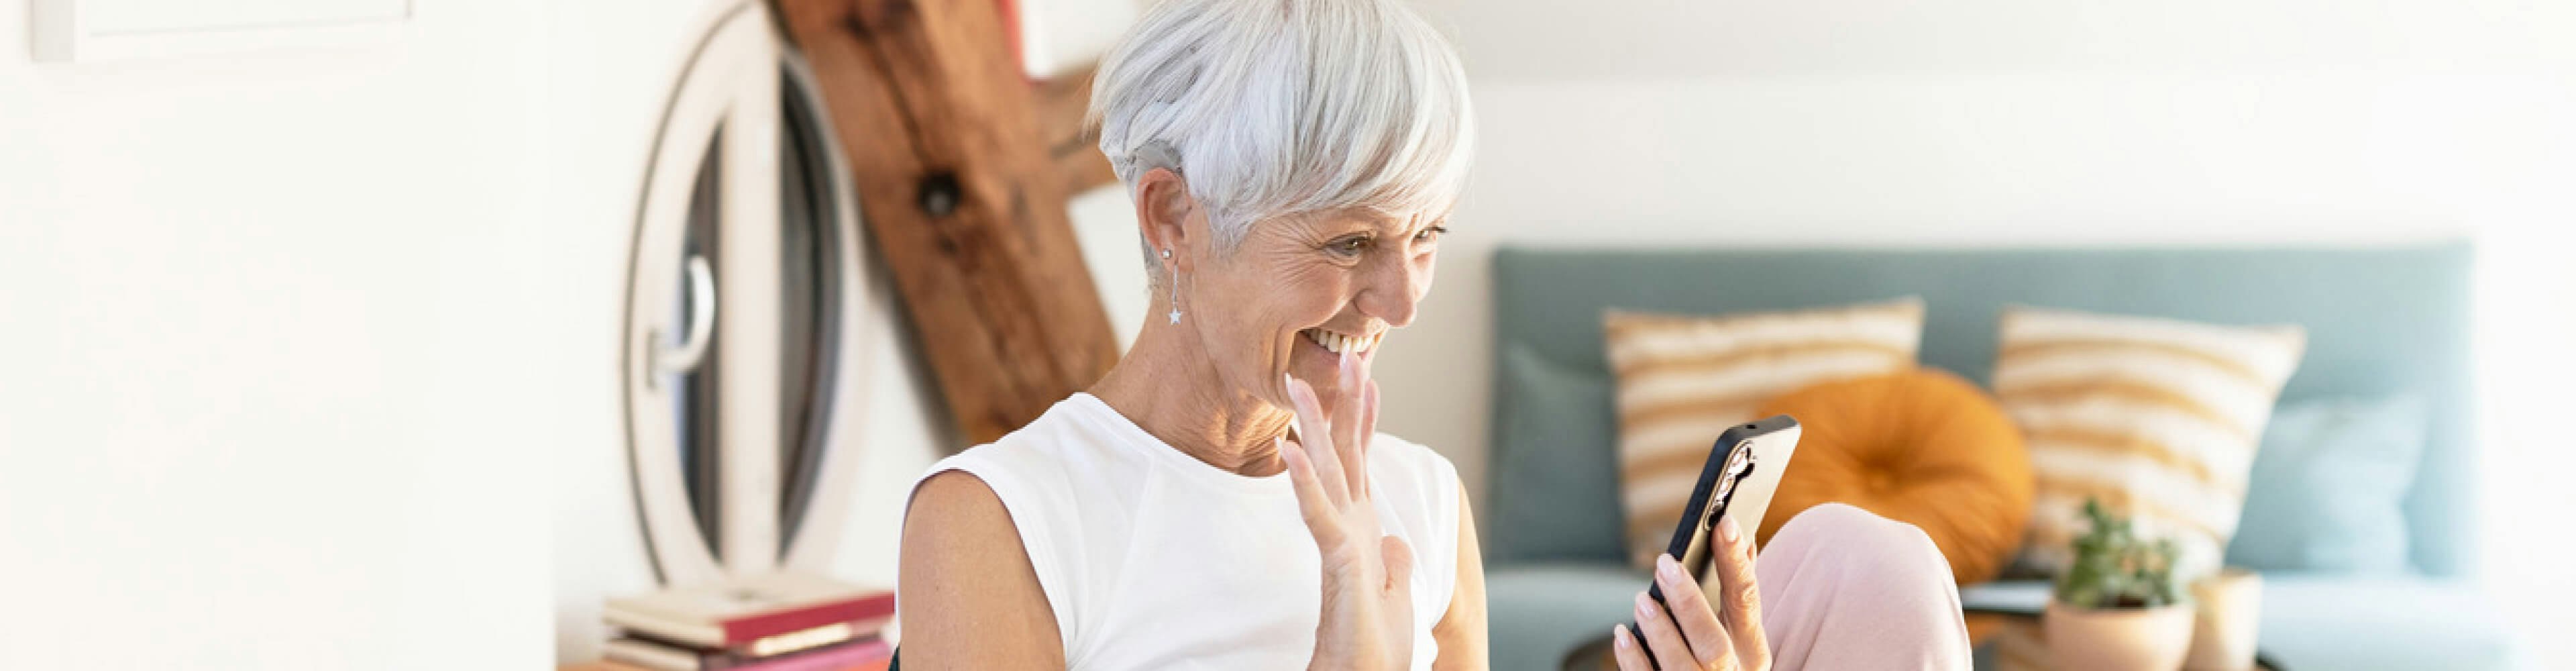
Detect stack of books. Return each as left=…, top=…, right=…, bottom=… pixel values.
left=602, top=571, right=896, bottom=671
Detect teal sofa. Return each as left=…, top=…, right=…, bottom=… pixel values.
left=1481, top=244, right=2520, bottom=670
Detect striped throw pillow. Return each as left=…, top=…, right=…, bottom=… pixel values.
left=1994, top=306, right=2305, bottom=578
left=1604, top=298, right=1925, bottom=567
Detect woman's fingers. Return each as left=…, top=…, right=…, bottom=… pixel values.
left=1711, top=515, right=1771, bottom=668
left=1631, top=592, right=1703, bottom=671
left=1604, top=521, right=1773, bottom=671
left=1356, top=380, right=1381, bottom=499
left=1653, top=554, right=1735, bottom=669
left=1278, top=437, right=1344, bottom=547
left=1611, top=625, right=1653, bottom=671
left=1331, top=351, right=1370, bottom=499
left=1284, top=375, right=1349, bottom=506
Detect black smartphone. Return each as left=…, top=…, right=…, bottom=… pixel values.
left=1627, top=415, right=1802, bottom=660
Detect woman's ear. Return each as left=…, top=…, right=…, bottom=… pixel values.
left=1132, top=167, right=1194, bottom=272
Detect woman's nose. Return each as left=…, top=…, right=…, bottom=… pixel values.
left=1355, top=258, right=1419, bottom=327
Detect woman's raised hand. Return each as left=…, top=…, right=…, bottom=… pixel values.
left=1281, top=352, right=1413, bottom=671
left=1612, top=515, right=1773, bottom=671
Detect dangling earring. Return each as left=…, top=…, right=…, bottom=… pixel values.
left=1163, top=248, right=1183, bottom=324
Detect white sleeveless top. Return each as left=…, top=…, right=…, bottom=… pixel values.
left=906, top=393, right=1464, bottom=670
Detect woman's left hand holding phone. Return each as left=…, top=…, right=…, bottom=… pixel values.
left=1613, top=515, right=1774, bottom=671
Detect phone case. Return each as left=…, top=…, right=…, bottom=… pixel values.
left=1629, top=414, right=1799, bottom=665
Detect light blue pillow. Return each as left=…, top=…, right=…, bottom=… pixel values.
left=2224, top=396, right=2430, bottom=574
left=1485, top=344, right=1625, bottom=564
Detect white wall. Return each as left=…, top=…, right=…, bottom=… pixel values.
left=0, top=1, right=558, bottom=667
left=1373, top=0, right=2576, bottom=666
left=1, top=0, right=961, bottom=666
left=530, top=1, right=691, bottom=661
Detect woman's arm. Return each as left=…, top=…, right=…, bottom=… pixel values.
left=896, top=470, right=1067, bottom=670
left=1430, top=478, right=1489, bottom=671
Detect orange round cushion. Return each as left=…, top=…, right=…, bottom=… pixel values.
left=1753, top=368, right=2033, bottom=584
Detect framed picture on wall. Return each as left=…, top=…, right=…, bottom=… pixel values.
left=30, top=0, right=412, bottom=63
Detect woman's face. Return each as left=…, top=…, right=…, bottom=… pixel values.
left=1185, top=208, right=1446, bottom=408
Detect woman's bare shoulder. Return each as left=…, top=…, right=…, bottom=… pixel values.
left=900, top=470, right=1067, bottom=668
left=907, top=469, right=1012, bottom=531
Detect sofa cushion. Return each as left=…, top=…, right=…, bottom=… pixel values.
left=1486, top=563, right=1651, bottom=671
left=2253, top=574, right=2522, bottom=671
left=1994, top=306, right=2306, bottom=578
left=1603, top=298, right=1925, bottom=567
left=1488, top=344, right=1628, bottom=564
left=2227, top=396, right=2430, bottom=574
left=1754, top=368, right=2032, bottom=584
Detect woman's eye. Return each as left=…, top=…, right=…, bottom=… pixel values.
left=1413, top=225, right=1448, bottom=243
left=1328, top=236, right=1371, bottom=255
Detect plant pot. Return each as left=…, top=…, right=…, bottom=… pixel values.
left=2045, top=600, right=2196, bottom=671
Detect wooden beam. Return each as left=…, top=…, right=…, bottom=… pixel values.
left=777, top=0, right=1121, bottom=445
left=1030, top=64, right=1119, bottom=197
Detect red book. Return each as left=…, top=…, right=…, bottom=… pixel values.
left=605, top=635, right=891, bottom=671
left=733, top=639, right=891, bottom=671
left=617, top=619, right=883, bottom=662
left=604, top=572, right=895, bottom=650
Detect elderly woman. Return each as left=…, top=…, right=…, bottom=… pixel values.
left=899, top=0, right=1972, bottom=669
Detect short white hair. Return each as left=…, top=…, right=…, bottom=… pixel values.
left=1089, top=0, right=1475, bottom=287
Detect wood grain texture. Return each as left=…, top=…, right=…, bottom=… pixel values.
left=1031, top=64, right=1118, bottom=196
left=777, top=0, right=1120, bottom=444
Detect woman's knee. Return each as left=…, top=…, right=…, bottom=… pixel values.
left=1771, top=503, right=1953, bottom=584
left=1758, top=503, right=1974, bottom=670
left=1774, top=502, right=1910, bottom=548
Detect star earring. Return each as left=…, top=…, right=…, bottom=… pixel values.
left=1163, top=248, right=1183, bottom=324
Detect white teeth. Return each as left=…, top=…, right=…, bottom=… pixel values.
left=1305, top=328, right=1377, bottom=355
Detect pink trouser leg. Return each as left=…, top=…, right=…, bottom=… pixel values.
left=1754, top=503, right=1974, bottom=671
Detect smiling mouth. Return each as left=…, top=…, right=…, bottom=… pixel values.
left=1299, top=327, right=1383, bottom=356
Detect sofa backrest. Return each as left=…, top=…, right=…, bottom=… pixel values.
left=1485, top=243, right=2477, bottom=578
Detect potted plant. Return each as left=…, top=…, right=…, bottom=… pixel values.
left=2044, top=497, right=2195, bottom=671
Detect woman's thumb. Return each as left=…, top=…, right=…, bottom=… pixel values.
left=1379, top=535, right=1415, bottom=592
